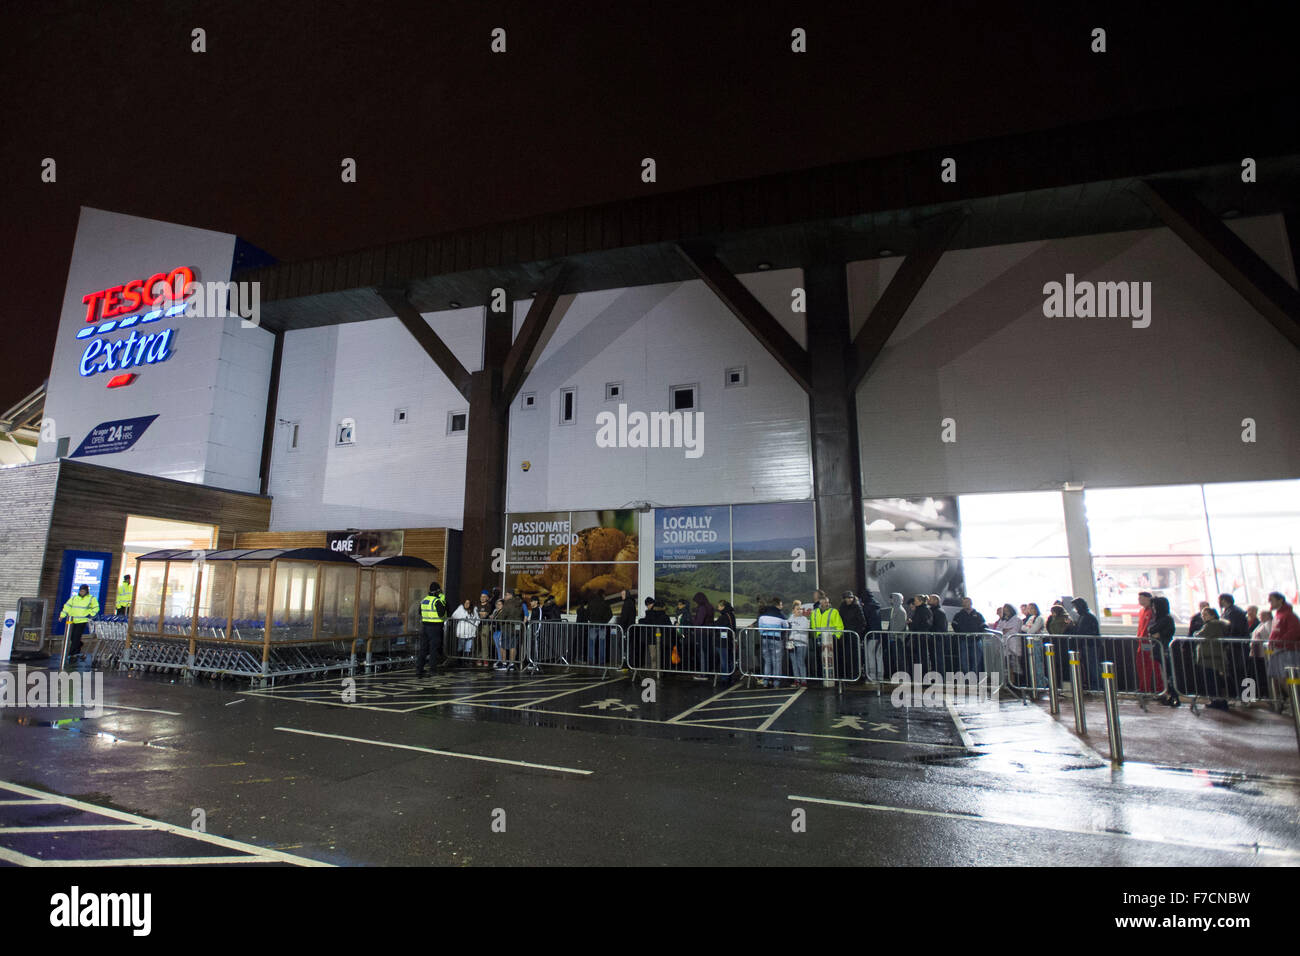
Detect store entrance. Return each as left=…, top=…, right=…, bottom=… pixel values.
left=119, top=515, right=217, bottom=603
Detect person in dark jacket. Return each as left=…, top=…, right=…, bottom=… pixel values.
left=1149, top=596, right=1179, bottom=706
left=687, top=592, right=713, bottom=674
left=1071, top=597, right=1102, bottom=689
left=714, top=599, right=737, bottom=683
left=617, top=590, right=639, bottom=666
left=639, top=597, right=673, bottom=676
left=902, top=595, right=932, bottom=674
left=586, top=591, right=613, bottom=666
left=1217, top=593, right=1251, bottom=695
left=1187, top=601, right=1210, bottom=637
left=953, top=597, right=987, bottom=673
left=837, top=591, right=866, bottom=681
left=925, top=594, right=952, bottom=672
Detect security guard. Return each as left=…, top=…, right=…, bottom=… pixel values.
left=60, top=584, right=100, bottom=664
left=116, top=574, right=133, bottom=616
left=416, top=581, right=447, bottom=678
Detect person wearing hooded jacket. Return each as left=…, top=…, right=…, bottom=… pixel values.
left=1071, top=597, right=1102, bottom=689
left=885, top=593, right=908, bottom=676
left=860, top=590, right=884, bottom=681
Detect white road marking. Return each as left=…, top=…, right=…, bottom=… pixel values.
left=274, top=726, right=592, bottom=776
left=0, top=824, right=150, bottom=833
left=27, top=855, right=286, bottom=867
left=0, top=799, right=51, bottom=806
left=667, top=683, right=745, bottom=723
left=105, top=704, right=182, bottom=716
left=511, top=677, right=625, bottom=708
left=945, top=700, right=976, bottom=750
left=0, top=781, right=329, bottom=867
left=786, top=794, right=1300, bottom=859
left=695, top=702, right=794, bottom=711
left=758, top=687, right=806, bottom=731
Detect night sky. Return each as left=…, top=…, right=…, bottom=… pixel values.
left=3, top=0, right=1293, bottom=406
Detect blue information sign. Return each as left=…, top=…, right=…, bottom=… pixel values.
left=70, top=415, right=159, bottom=458
left=51, top=550, right=111, bottom=635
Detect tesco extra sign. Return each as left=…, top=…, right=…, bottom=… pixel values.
left=75, top=266, right=195, bottom=388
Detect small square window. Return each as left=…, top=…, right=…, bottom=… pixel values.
left=55, top=436, right=69, bottom=458
left=447, top=410, right=468, bottom=434
left=559, top=387, right=576, bottom=425
left=336, top=419, right=356, bottom=446
left=605, top=382, right=623, bottom=401
left=670, top=384, right=698, bottom=412
left=394, top=408, right=408, bottom=424
left=522, top=392, right=537, bottom=410
left=725, top=366, right=746, bottom=388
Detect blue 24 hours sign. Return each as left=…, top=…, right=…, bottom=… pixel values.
left=70, top=415, right=159, bottom=458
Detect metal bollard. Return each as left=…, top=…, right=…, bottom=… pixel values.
left=1045, top=642, right=1059, bottom=715
left=1025, top=637, right=1039, bottom=703
left=1287, top=666, right=1300, bottom=758
left=1068, top=650, right=1086, bottom=734
left=1101, top=660, right=1123, bottom=764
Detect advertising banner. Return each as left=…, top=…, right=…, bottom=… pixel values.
left=654, top=506, right=730, bottom=561
left=506, top=510, right=637, bottom=609
left=864, top=497, right=965, bottom=607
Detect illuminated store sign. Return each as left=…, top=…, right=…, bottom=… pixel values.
left=75, top=266, right=195, bottom=386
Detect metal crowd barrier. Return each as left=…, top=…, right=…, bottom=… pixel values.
left=1010, top=634, right=1167, bottom=707
left=441, top=618, right=627, bottom=676
left=627, top=623, right=735, bottom=683
left=738, top=626, right=861, bottom=691
left=528, top=620, right=624, bottom=675
left=1167, top=636, right=1286, bottom=711
left=870, top=629, right=1003, bottom=688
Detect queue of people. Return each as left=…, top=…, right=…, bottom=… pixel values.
left=433, top=582, right=1300, bottom=714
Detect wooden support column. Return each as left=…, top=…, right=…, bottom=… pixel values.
left=258, top=330, right=284, bottom=496
left=805, top=259, right=865, bottom=595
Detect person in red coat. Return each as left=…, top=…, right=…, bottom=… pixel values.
left=1265, top=592, right=1300, bottom=703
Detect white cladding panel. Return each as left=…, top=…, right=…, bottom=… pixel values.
left=37, top=207, right=272, bottom=492
left=854, top=214, right=1300, bottom=496
left=267, top=308, right=484, bottom=530
left=506, top=270, right=812, bottom=512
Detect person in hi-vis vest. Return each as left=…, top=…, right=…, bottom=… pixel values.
left=416, top=582, right=447, bottom=678
left=116, top=575, right=133, bottom=616
left=61, top=584, right=100, bottom=663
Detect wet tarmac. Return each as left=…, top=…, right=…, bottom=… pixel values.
left=0, top=663, right=1297, bottom=866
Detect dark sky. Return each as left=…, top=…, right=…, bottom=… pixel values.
left=3, top=0, right=1294, bottom=406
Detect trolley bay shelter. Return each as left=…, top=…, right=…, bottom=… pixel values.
left=2, top=93, right=1299, bottom=643
left=96, top=548, right=439, bottom=680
